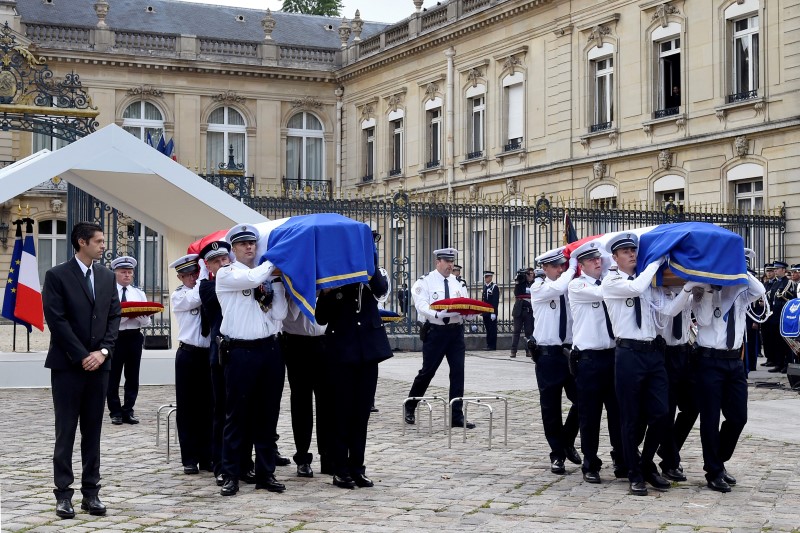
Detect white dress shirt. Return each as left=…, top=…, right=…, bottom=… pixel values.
left=118, top=283, right=151, bottom=331
left=171, top=283, right=210, bottom=348
left=601, top=261, right=661, bottom=341
left=693, top=273, right=765, bottom=350
left=568, top=271, right=615, bottom=351
left=530, top=266, right=575, bottom=346
left=412, top=270, right=469, bottom=325
left=653, top=286, right=694, bottom=346
left=282, top=298, right=326, bottom=336
left=216, top=260, right=288, bottom=340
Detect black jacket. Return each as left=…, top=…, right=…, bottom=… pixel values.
left=199, top=278, right=223, bottom=365
left=511, top=278, right=533, bottom=318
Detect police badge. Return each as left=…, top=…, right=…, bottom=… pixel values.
left=242, top=289, right=252, bottom=296
left=190, top=308, right=199, bottom=315
left=626, top=298, right=635, bottom=307
left=592, top=302, right=600, bottom=308
left=432, top=292, right=439, bottom=301
left=549, top=300, right=557, bottom=309
left=714, top=307, right=722, bottom=318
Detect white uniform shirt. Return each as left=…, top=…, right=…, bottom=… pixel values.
left=530, top=266, right=575, bottom=346
left=216, top=261, right=288, bottom=340
left=693, top=273, right=765, bottom=350
left=601, top=261, right=661, bottom=341
left=282, top=298, right=326, bottom=336
left=412, top=270, right=469, bottom=325
left=118, top=283, right=151, bottom=331
left=654, top=286, right=694, bottom=346
left=171, top=283, right=210, bottom=348
left=568, top=271, right=615, bottom=351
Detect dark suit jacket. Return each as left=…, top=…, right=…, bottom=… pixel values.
left=316, top=272, right=393, bottom=366
left=199, top=278, right=223, bottom=365
left=43, top=258, right=121, bottom=370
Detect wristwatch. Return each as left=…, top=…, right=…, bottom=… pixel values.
left=100, top=348, right=109, bottom=358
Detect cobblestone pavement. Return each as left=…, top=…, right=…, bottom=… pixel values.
left=1, top=350, right=799, bottom=533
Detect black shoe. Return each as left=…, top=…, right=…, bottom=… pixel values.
left=780, top=366, right=788, bottom=374
left=763, top=361, right=777, bottom=367
left=215, top=474, right=225, bottom=487
left=583, top=471, right=601, bottom=484
left=404, top=411, right=415, bottom=425
left=255, top=474, right=285, bottom=492
left=721, top=469, right=737, bottom=486
left=332, top=474, right=356, bottom=489
left=370, top=405, right=379, bottom=413
left=111, top=416, right=123, bottom=425
left=80, top=496, right=107, bottom=516
left=122, top=414, right=139, bottom=424
left=510, top=351, right=517, bottom=358
left=661, top=468, right=687, bottom=482
left=183, top=464, right=199, bottom=475
left=240, top=469, right=257, bottom=484
left=707, top=475, right=732, bottom=493
left=55, top=498, right=75, bottom=519
left=565, top=446, right=582, bottom=465
left=297, top=463, right=314, bottom=478
left=629, top=481, right=648, bottom=496
left=220, top=478, right=239, bottom=496
left=550, top=458, right=566, bottom=474
left=352, top=473, right=374, bottom=488
left=451, top=420, right=476, bottom=429
left=275, top=453, right=291, bottom=467
left=645, top=471, right=671, bottom=491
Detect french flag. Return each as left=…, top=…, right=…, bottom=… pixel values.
left=14, top=219, right=44, bottom=331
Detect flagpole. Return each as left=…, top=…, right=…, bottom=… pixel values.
left=12, top=321, right=16, bottom=352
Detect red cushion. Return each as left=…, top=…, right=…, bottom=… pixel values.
left=121, top=301, right=164, bottom=318
left=429, top=297, right=494, bottom=315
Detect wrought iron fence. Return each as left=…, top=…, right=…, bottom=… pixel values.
left=246, top=191, right=785, bottom=337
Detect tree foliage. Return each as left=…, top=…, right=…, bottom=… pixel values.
left=280, top=0, right=344, bottom=17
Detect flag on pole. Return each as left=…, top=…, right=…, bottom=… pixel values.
left=1, top=220, right=32, bottom=332
left=156, top=134, right=167, bottom=154
left=164, top=138, right=175, bottom=158
left=564, top=209, right=578, bottom=244
left=14, top=218, right=44, bottom=331
left=146, top=130, right=154, bottom=148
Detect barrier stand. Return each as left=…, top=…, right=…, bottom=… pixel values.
left=402, top=396, right=449, bottom=436
left=448, top=396, right=508, bottom=450
left=166, top=407, right=178, bottom=463
left=156, top=403, right=176, bottom=447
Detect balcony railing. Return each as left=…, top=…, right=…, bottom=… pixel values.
left=727, top=90, right=758, bottom=104
left=653, top=107, right=680, bottom=119
left=466, top=150, right=483, bottom=160
left=589, top=122, right=612, bottom=133
left=426, top=160, right=441, bottom=169
left=504, top=139, right=522, bottom=152
left=361, top=174, right=374, bottom=183
left=282, top=178, right=332, bottom=198
left=389, top=168, right=403, bottom=177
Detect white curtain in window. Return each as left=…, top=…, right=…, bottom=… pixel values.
left=286, top=136, right=302, bottom=180
left=506, top=84, right=523, bottom=140
left=306, top=137, right=323, bottom=179
left=207, top=131, right=225, bottom=170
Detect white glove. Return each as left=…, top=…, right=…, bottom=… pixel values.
left=568, top=255, right=578, bottom=271
left=490, top=313, right=496, bottom=321
left=437, top=310, right=461, bottom=319
left=469, top=324, right=478, bottom=333
left=656, top=255, right=667, bottom=266
left=198, top=259, right=209, bottom=281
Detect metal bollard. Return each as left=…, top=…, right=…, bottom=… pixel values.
left=166, top=407, right=177, bottom=463
left=448, top=396, right=508, bottom=449
left=401, top=396, right=449, bottom=435
left=156, top=403, right=176, bottom=447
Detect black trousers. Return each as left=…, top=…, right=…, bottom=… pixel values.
left=175, top=345, right=213, bottom=468
left=407, top=325, right=466, bottom=423
left=746, top=319, right=760, bottom=371
left=51, top=368, right=109, bottom=500
left=283, top=333, right=330, bottom=465
left=107, top=329, right=143, bottom=418
left=221, top=338, right=284, bottom=481
left=656, top=345, right=698, bottom=471
left=614, top=345, right=669, bottom=483
left=211, top=361, right=252, bottom=477
left=694, top=356, right=748, bottom=482
left=575, top=348, right=621, bottom=473
left=482, top=313, right=497, bottom=349
left=535, top=348, right=579, bottom=462
left=326, top=360, right=379, bottom=477
left=511, top=311, right=534, bottom=352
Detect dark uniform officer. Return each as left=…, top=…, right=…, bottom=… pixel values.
left=481, top=270, right=499, bottom=350
left=693, top=272, right=765, bottom=492
left=601, top=232, right=670, bottom=496
left=510, top=268, right=535, bottom=358
left=453, top=265, right=468, bottom=290
left=169, top=254, right=213, bottom=475
left=405, top=248, right=476, bottom=429
left=567, top=241, right=623, bottom=483
left=530, top=246, right=580, bottom=475
left=216, top=223, right=288, bottom=496
left=760, top=263, right=776, bottom=367
left=765, top=261, right=790, bottom=372
left=315, top=263, right=393, bottom=489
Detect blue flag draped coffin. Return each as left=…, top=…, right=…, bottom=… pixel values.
left=254, top=214, right=375, bottom=320
left=781, top=298, right=800, bottom=359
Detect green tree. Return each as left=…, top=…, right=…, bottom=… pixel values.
left=280, top=0, right=343, bottom=17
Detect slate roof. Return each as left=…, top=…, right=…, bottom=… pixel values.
left=15, top=0, right=390, bottom=49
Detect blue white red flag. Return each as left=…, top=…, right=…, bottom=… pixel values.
left=1, top=221, right=32, bottom=332
left=14, top=219, right=44, bottom=331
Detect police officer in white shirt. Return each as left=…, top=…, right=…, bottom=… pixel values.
left=215, top=223, right=288, bottom=496
left=601, top=232, right=669, bottom=496
left=530, top=246, right=581, bottom=475
left=405, top=248, right=475, bottom=429
left=692, top=270, right=765, bottom=493
left=107, top=256, right=150, bottom=425
left=169, top=254, right=213, bottom=476
left=567, top=241, right=623, bottom=483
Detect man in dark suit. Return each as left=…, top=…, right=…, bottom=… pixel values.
left=481, top=270, right=500, bottom=350
left=43, top=221, right=121, bottom=519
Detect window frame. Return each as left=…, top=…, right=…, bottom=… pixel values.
left=285, top=111, right=325, bottom=183
left=37, top=219, right=68, bottom=286
left=502, top=73, right=524, bottom=152
left=731, top=14, right=759, bottom=97
left=361, top=119, right=376, bottom=183
left=425, top=99, right=443, bottom=169
left=389, top=114, right=404, bottom=177
left=465, top=84, right=486, bottom=160
left=122, top=101, right=165, bottom=145
left=206, top=106, right=247, bottom=173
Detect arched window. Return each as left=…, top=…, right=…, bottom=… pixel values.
left=589, top=44, right=615, bottom=131
left=652, top=23, right=681, bottom=116
left=207, top=107, right=247, bottom=172
left=465, top=84, right=486, bottom=159
left=122, top=101, right=164, bottom=145
left=725, top=0, right=760, bottom=102
left=286, top=112, right=324, bottom=182
left=502, top=72, right=524, bottom=151
left=654, top=174, right=685, bottom=207
left=388, top=108, right=404, bottom=176
left=37, top=219, right=67, bottom=284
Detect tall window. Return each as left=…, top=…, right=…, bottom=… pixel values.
left=122, top=101, right=164, bottom=144
left=732, top=15, right=759, bottom=99
left=472, top=230, right=486, bottom=284
left=654, top=174, right=685, bottom=209
left=657, top=37, right=681, bottom=114
left=593, top=57, right=614, bottom=129
left=32, top=98, right=71, bottom=152
left=735, top=179, right=763, bottom=212
left=286, top=112, right=324, bottom=182
left=510, top=223, right=525, bottom=272
left=207, top=107, right=246, bottom=172
left=362, top=120, right=375, bottom=182
left=466, top=85, right=485, bottom=159
left=389, top=116, right=403, bottom=176
left=425, top=98, right=442, bottom=168
left=503, top=73, right=524, bottom=151
left=37, top=219, right=67, bottom=285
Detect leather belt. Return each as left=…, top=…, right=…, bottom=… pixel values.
left=616, top=338, right=660, bottom=352
left=178, top=342, right=208, bottom=352
left=228, top=336, right=277, bottom=349
left=429, top=323, right=462, bottom=329
left=576, top=348, right=615, bottom=360
left=537, top=345, right=568, bottom=356
left=665, top=343, right=690, bottom=356
left=698, top=347, right=741, bottom=359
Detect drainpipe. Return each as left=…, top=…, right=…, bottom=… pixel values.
left=334, top=86, right=344, bottom=195
left=445, top=47, right=455, bottom=200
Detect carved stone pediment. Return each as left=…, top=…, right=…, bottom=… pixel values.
left=128, top=85, right=163, bottom=98
left=652, top=3, right=680, bottom=28
left=466, top=67, right=483, bottom=88
left=593, top=161, right=607, bottom=180
left=213, top=90, right=244, bottom=103
left=424, top=82, right=439, bottom=101
left=734, top=135, right=749, bottom=157
left=588, top=25, right=611, bottom=43
left=658, top=149, right=673, bottom=170
left=292, top=95, right=322, bottom=109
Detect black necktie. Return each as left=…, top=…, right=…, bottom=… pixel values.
left=121, top=286, right=127, bottom=302
left=558, top=294, right=567, bottom=342
left=85, top=268, right=93, bottom=297
left=200, top=306, right=210, bottom=337
left=672, top=311, right=683, bottom=341
left=726, top=307, right=736, bottom=349
left=628, top=276, right=642, bottom=328
left=442, top=277, right=450, bottom=324
left=596, top=279, right=614, bottom=339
